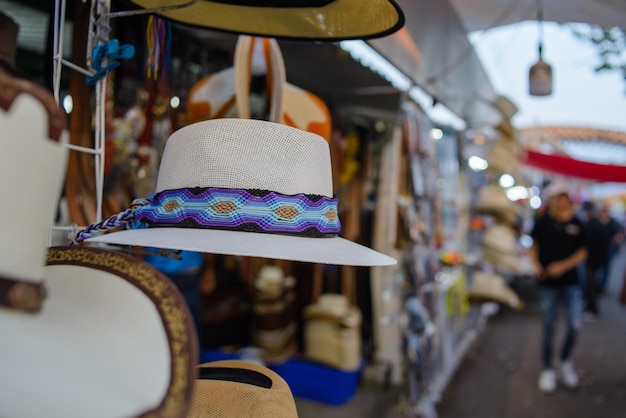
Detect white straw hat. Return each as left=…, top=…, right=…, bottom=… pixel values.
left=78, top=119, right=396, bottom=266
left=0, top=68, right=197, bottom=417
left=0, top=247, right=199, bottom=418
left=484, top=137, right=521, bottom=175
left=0, top=65, right=67, bottom=299
left=128, top=0, right=404, bottom=41
left=492, top=95, right=518, bottom=120
left=482, top=224, right=517, bottom=255
left=468, top=271, right=523, bottom=310
left=481, top=224, right=520, bottom=272
left=475, top=184, right=520, bottom=225
left=303, top=294, right=362, bottom=370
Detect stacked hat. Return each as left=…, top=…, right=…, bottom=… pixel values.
left=251, top=265, right=298, bottom=364
left=468, top=271, right=523, bottom=310
left=492, top=95, right=518, bottom=120
left=484, top=136, right=522, bottom=176
left=189, top=360, right=298, bottom=417
left=481, top=224, right=520, bottom=272
left=492, top=95, right=518, bottom=139
left=475, top=185, right=521, bottom=226
left=303, top=293, right=362, bottom=371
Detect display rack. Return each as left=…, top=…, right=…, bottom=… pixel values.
left=387, top=102, right=493, bottom=417
left=50, top=0, right=197, bottom=240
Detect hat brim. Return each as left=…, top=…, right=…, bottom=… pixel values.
left=87, top=228, right=396, bottom=266
left=1, top=247, right=197, bottom=418
left=129, top=0, right=404, bottom=41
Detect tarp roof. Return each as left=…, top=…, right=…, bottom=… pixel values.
left=449, top=0, right=626, bottom=33
left=368, top=0, right=504, bottom=129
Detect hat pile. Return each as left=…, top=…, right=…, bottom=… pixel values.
left=484, top=136, right=522, bottom=176
left=475, top=185, right=521, bottom=227
left=467, top=271, right=523, bottom=310
left=481, top=223, right=520, bottom=273
left=251, top=265, right=298, bottom=364
left=491, top=95, right=518, bottom=139
left=303, top=293, right=362, bottom=371
left=485, top=95, right=523, bottom=176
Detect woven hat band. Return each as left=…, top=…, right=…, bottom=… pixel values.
left=136, top=187, right=341, bottom=237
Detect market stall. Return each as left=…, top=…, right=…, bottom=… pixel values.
left=0, top=0, right=513, bottom=416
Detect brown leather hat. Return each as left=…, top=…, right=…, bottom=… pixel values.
left=0, top=12, right=18, bottom=66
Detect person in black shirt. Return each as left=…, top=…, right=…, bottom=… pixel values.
left=530, top=190, right=587, bottom=393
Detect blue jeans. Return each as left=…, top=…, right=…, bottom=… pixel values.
left=600, top=245, right=619, bottom=292
left=539, top=285, right=583, bottom=368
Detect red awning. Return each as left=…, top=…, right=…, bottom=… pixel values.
left=522, top=150, right=626, bottom=183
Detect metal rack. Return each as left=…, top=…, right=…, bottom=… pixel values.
left=50, top=0, right=197, bottom=239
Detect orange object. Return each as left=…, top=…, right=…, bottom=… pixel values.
left=187, top=36, right=331, bottom=142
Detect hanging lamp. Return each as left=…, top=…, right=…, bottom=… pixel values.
left=528, top=0, right=553, bottom=96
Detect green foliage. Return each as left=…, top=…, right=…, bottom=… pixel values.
left=571, top=25, right=626, bottom=80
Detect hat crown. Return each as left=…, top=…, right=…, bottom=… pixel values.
left=0, top=85, right=67, bottom=284
left=483, top=224, right=516, bottom=252
left=156, top=119, right=333, bottom=197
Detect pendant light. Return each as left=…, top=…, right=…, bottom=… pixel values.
left=529, top=0, right=553, bottom=96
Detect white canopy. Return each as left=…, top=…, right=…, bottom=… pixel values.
left=450, top=0, right=626, bottom=32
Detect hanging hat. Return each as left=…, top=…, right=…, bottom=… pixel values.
left=189, top=360, right=298, bottom=417
left=495, top=118, right=516, bottom=139
left=468, top=271, right=523, bottom=310
left=492, top=95, right=518, bottom=120
left=484, top=137, right=521, bottom=175
left=76, top=119, right=396, bottom=266
left=128, top=0, right=404, bottom=41
left=0, top=70, right=198, bottom=417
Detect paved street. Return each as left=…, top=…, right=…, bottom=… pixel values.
left=439, top=249, right=626, bottom=418
left=297, top=245, right=626, bottom=418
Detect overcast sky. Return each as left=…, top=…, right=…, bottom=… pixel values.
left=469, top=21, right=626, bottom=133
left=470, top=22, right=626, bottom=196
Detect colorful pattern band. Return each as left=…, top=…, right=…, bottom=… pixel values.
left=134, top=187, right=341, bottom=237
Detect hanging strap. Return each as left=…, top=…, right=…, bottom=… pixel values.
left=234, top=36, right=286, bottom=123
